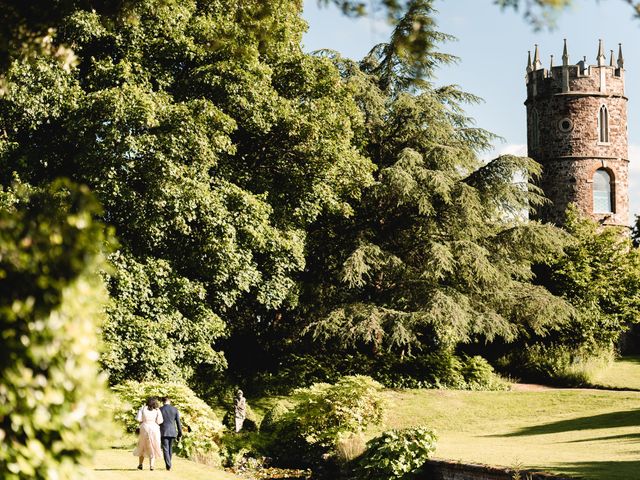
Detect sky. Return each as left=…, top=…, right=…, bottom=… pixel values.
left=302, top=0, right=640, bottom=222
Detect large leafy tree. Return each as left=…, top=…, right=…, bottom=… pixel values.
left=0, top=0, right=374, bottom=383
left=301, top=0, right=573, bottom=359
left=498, top=207, right=640, bottom=382
left=538, top=206, right=640, bottom=352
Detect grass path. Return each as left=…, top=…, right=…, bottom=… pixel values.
left=91, top=448, right=239, bottom=480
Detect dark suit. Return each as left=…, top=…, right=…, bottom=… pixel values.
left=159, top=403, right=182, bottom=470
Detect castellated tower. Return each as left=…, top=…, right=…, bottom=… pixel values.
left=525, top=39, right=629, bottom=226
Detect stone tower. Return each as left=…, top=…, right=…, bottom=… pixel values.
left=525, top=40, right=629, bottom=226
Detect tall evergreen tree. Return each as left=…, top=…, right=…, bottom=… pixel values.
left=301, top=0, right=574, bottom=359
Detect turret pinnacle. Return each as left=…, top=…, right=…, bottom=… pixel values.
left=596, top=39, right=606, bottom=66
left=561, top=39, right=569, bottom=93
left=533, top=44, right=542, bottom=70
left=527, top=40, right=625, bottom=114
left=618, top=43, right=624, bottom=69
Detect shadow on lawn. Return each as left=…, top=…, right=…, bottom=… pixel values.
left=566, top=432, right=640, bottom=443
left=498, top=408, right=640, bottom=437
left=550, top=460, right=640, bottom=480
left=616, top=356, right=640, bottom=364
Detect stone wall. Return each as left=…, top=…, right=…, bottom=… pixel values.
left=536, top=157, right=628, bottom=226
left=421, top=459, right=575, bottom=480
left=528, top=95, right=627, bottom=161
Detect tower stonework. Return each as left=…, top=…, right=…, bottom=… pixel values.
left=525, top=40, right=629, bottom=226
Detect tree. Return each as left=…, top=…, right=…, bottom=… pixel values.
left=323, top=0, right=640, bottom=29
left=0, top=0, right=374, bottom=383
left=633, top=215, right=640, bottom=247
left=493, top=206, right=640, bottom=383
left=301, top=0, right=573, bottom=361
left=538, top=205, right=640, bottom=352
left=496, top=0, right=640, bottom=28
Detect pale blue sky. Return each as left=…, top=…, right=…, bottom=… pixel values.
left=302, top=0, right=640, bottom=220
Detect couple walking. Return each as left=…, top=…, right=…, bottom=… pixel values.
left=133, top=396, right=183, bottom=471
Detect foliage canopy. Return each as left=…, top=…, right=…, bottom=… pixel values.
left=0, top=0, right=374, bottom=383
left=540, top=206, right=640, bottom=352
left=1, top=0, right=637, bottom=398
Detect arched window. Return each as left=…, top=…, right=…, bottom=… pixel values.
left=593, top=169, right=612, bottom=213
left=598, top=105, right=609, bottom=143
left=531, top=109, right=539, bottom=148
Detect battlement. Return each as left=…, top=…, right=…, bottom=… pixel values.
left=525, top=40, right=625, bottom=101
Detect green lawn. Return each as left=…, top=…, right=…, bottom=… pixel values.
left=382, top=388, right=640, bottom=479
left=93, top=356, right=640, bottom=480
left=591, top=355, right=640, bottom=390
left=379, top=355, right=640, bottom=480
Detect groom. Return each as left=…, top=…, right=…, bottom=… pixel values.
left=159, top=396, right=183, bottom=471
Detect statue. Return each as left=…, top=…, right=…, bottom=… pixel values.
left=234, top=389, right=247, bottom=433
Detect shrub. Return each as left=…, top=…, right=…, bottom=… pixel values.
left=355, top=427, right=438, bottom=479
left=259, top=415, right=315, bottom=468
left=0, top=181, right=111, bottom=479
left=371, top=352, right=507, bottom=390
left=249, top=353, right=378, bottom=395
left=290, top=375, right=385, bottom=449
left=498, top=343, right=613, bottom=387
left=262, top=375, right=386, bottom=468
left=460, top=355, right=508, bottom=390
left=111, top=381, right=224, bottom=465
left=249, top=351, right=506, bottom=394
left=375, top=352, right=466, bottom=389
left=259, top=401, right=292, bottom=434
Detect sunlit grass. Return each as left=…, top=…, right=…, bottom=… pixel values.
left=91, top=430, right=236, bottom=480
left=379, top=355, right=640, bottom=480
left=91, top=447, right=239, bottom=480
left=381, top=388, right=640, bottom=479
left=94, top=357, right=640, bottom=480
left=591, top=355, right=640, bottom=390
